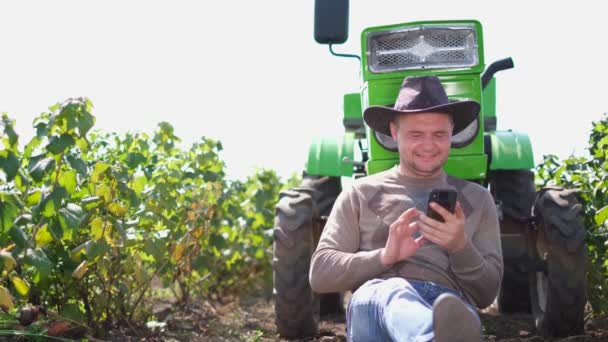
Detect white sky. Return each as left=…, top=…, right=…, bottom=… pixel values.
left=1, top=1, right=606, bottom=180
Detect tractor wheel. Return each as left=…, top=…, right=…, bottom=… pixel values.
left=488, top=170, right=536, bottom=313
left=273, top=175, right=341, bottom=338
left=530, top=187, right=587, bottom=337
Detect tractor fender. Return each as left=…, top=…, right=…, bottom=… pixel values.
left=306, top=133, right=355, bottom=177
left=485, top=130, right=534, bottom=170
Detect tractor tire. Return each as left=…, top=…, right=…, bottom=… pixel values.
left=488, top=170, right=536, bottom=313
left=301, top=175, right=344, bottom=316
left=530, top=187, right=587, bottom=337
left=273, top=175, right=341, bottom=338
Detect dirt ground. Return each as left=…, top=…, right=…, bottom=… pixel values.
left=156, top=294, right=608, bottom=342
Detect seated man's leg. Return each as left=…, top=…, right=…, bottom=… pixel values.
left=433, top=293, right=481, bottom=342
left=347, top=278, right=434, bottom=342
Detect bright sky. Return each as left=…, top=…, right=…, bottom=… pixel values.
left=2, top=1, right=606, bottom=180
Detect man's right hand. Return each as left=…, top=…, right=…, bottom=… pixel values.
left=380, top=208, right=426, bottom=266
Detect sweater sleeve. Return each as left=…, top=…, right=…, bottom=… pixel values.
left=309, top=185, right=391, bottom=293
left=448, top=190, right=504, bottom=308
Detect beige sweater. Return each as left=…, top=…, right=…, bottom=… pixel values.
left=309, top=166, right=503, bottom=308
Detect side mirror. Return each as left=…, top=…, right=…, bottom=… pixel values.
left=314, top=0, right=349, bottom=44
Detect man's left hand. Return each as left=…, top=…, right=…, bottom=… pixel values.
left=418, top=201, right=467, bottom=253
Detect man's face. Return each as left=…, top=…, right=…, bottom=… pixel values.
left=389, top=112, right=453, bottom=178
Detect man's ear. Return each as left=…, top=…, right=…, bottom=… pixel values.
left=389, top=120, right=398, bottom=141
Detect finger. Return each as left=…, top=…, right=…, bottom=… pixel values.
left=418, top=213, right=445, bottom=232
left=390, top=218, right=403, bottom=230
left=397, top=207, right=419, bottom=223
left=404, top=221, right=419, bottom=235
left=420, top=229, right=442, bottom=246
left=414, top=236, right=428, bottom=247
left=429, top=201, right=454, bottom=222
left=454, top=201, right=465, bottom=220
left=418, top=221, right=446, bottom=242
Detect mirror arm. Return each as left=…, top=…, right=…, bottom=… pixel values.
left=329, top=43, right=361, bottom=62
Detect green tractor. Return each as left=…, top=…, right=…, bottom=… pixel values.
left=273, top=1, right=587, bottom=339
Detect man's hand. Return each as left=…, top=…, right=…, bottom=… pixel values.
left=380, top=208, right=427, bottom=266
left=418, top=201, right=468, bottom=253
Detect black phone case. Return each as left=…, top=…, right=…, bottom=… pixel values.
left=427, top=189, right=457, bottom=222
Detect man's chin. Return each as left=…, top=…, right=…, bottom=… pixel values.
left=412, top=164, right=443, bottom=177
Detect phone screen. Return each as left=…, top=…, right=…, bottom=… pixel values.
left=427, top=189, right=457, bottom=223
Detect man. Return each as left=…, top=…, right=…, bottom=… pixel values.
left=309, top=76, right=503, bottom=341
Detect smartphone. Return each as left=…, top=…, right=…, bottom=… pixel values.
left=427, top=189, right=457, bottom=222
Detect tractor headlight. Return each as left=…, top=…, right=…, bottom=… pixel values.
left=374, top=130, right=398, bottom=151
left=451, top=117, right=479, bottom=148
left=367, top=24, right=478, bottom=73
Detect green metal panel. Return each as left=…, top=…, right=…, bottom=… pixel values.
left=366, top=154, right=488, bottom=180
left=482, top=77, right=496, bottom=123
left=344, top=93, right=362, bottom=120
left=306, top=133, right=355, bottom=177
left=343, top=93, right=365, bottom=133
left=363, top=74, right=485, bottom=169
left=487, top=131, right=534, bottom=170
left=360, top=20, right=485, bottom=82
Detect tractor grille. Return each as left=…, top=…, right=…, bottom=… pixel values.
left=367, top=25, right=478, bottom=73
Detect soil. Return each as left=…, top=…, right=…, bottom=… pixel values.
left=156, top=292, right=608, bottom=342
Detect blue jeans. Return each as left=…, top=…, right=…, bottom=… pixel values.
left=346, top=277, right=478, bottom=342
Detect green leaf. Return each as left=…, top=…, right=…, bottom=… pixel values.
left=81, top=196, right=102, bottom=210
left=49, top=219, right=64, bottom=241
left=23, top=248, right=53, bottom=283
left=209, top=233, right=227, bottom=249
left=59, top=103, right=79, bottom=133
left=90, top=218, right=103, bottom=240
left=47, top=134, right=75, bottom=155
left=90, top=217, right=112, bottom=241
left=1, top=115, right=18, bottom=148
left=60, top=303, right=83, bottom=323
left=88, top=240, right=109, bottom=260
left=58, top=203, right=83, bottom=241
left=132, top=175, right=147, bottom=194
left=26, top=190, right=42, bottom=206
left=91, top=161, right=109, bottom=183
left=0, top=151, right=19, bottom=182
left=42, top=195, right=55, bottom=218
left=14, top=171, right=29, bottom=192
left=109, top=216, right=126, bottom=240
left=8, top=226, right=28, bottom=248
left=66, top=155, right=87, bottom=176
left=59, top=169, right=78, bottom=194
left=35, top=122, right=47, bottom=138
left=29, top=156, right=55, bottom=182
left=23, top=136, right=42, bottom=160
left=95, top=183, right=112, bottom=202
left=597, top=135, right=608, bottom=149
left=70, top=241, right=87, bottom=262
left=36, top=186, right=67, bottom=219
left=595, top=205, right=608, bottom=226
left=144, top=238, right=165, bottom=260
left=76, top=137, right=89, bottom=153
left=126, top=152, right=146, bottom=169
left=13, top=214, right=32, bottom=226
left=78, top=110, right=95, bottom=137
left=108, top=202, right=128, bottom=218
left=0, top=199, right=18, bottom=233
left=35, top=224, right=54, bottom=248
left=10, top=276, right=29, bottom=297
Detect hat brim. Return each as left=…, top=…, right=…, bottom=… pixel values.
left=363, top=100, right=480, bottom=137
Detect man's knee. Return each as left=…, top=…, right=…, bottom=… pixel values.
left=347, top=296, right=383, bottom=341
left=350, top=277, right=409, bottom=306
